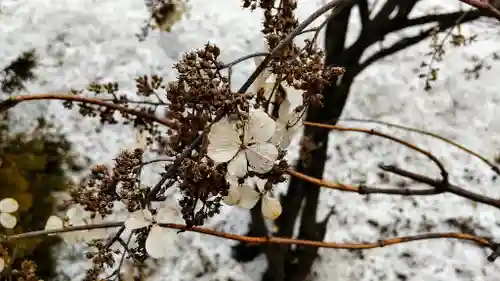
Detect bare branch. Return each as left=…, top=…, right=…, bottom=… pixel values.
left=335, top=117, right=500, bottom=175
left=380, top=164, right=500, bottom=209
left=303, top=121, right=449, bottom=183
left=286, top=167, right=440, bottom=196
left=0, top=93, right=177, bottom=128
left=1, top=221, right=496, bottom=259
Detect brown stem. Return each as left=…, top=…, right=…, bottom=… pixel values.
left=0, top=94, right=176, bottom=128
left=334, top=117, right=500, bottom=175
left=380, top=164, right=500, bottom=209
left=1, top=221, right=495, bottom=257
left=285, top=167, right=440, bottom=196
left=303, top=121, right=449, bottom=183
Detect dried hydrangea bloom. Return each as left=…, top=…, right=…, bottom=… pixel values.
left=207, top=108, right=279, bottom=177
left=124, top=204, right=182, bottom=259
left=0, top=197, right=19, bottom=229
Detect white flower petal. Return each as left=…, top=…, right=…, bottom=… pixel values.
left=253, top=178, right=267, bottom=193
left=278, top=99, right=292, bottom=123
left=207, top=117, right=241, bottom=163
left=227, top=150, right=248, bottom=178
left=146, top=225, right=177, bottom=259
left=0, top=257, right=4, bottom=273
left=246, top=143, right=279, bottom=174
left=261, top=196, right=282, bottom=220
left=252, top=57, right=271, bottom=96
left=246, top=108, right=276, bottom=143
left=66, top=205, right=90, bottom=226
left=237, top=183, right=260, bottom=209
left=156, top=206, right=181, bottom=224
left=45, top=216, right=64, bottom=231
left=0, top=213, right=17, bottom=229
left=223, top=183, right=240, bottom=205
left=270, top=122, right=288, bottom=148
left=125, top=210, right=151, bottom=230
left=262, top=76, right=277, bottom=100
left=0, top=198, right=19, bottom=213
left=285, top=87, right=303, bottom=109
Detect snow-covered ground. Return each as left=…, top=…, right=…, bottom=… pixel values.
left=2, top=0, right=500, bottom=280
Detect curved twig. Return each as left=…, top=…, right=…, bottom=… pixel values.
left=303, top=121, right=449, bottom=184
left=335, top=117, right=500, bottom=175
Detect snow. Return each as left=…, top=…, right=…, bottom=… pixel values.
left=1, top=0, right=500, bottom=280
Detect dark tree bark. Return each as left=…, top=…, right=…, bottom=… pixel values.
left=233, top=1, right=487, bottom=281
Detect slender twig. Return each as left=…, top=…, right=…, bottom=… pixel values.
left=99, top=98, right=167, bottom=106
left=285, top=167, right=440, bottom=196
left=303, top=121, right=449, bottom=183
left=220, top=52, right=269, bottom=69
left=0, top=94, right=176, bottom=128
left=2, top=222, right=123, bottom=242
left=139, top=158, right=174, bottom=166
left=380, top=164, right=500, bottom=209
left=423, top=11, right=469, bottom=89
left=0, top=221, right=495, bottom=257
left=336, top=117, right=500, bottom=175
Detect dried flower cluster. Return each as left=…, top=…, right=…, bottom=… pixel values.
left=0, top=245, right=41, bottom=281
left=2, top=1, right=344, bottom=280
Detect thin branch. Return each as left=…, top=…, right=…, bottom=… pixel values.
left=285, top=167, right=440, bottom=196
left=335, top=117, right=500, bottom=175
left=3, top=222, right=123, bottom=242
left=139, top=158, right=174, bottom=166
left=360, top=10, right=483, bottom=71
left=380, top=164, right=500, bottom=209
left=220, top=52, right=269, bottom=69
left=1, top=221, right=496, bottom=259
left=302, top=121, right=449, bottom=183
left=99, top=98, right=167, bottom=106
left=423, top=11, right=469, bottom=89
left=0, top=94, right=177, bottom=128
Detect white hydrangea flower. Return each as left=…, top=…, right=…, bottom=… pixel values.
left=223, top=176, right=282, bottom=220
left=0, top=197, right=19, bottom=229
left=207, top=108, right=279, bottom=177
left=124, top=204, right=182, bottom=259
left=44, top=205, right=107, bottom=243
